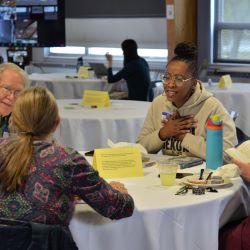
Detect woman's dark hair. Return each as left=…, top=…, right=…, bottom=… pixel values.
left=121, top=39, right=139, bottom=66
left=170, top=42, right=198, bottom=78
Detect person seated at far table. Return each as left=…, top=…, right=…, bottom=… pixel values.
left=105, top=39, right=151, bottom=101
left=0, top=87, right=134, bottom=227
left=0, top=63, right=28, bottom=137
left=136, top=42, right=237, bottom=159
left=219, top=158, right=250, bottom=250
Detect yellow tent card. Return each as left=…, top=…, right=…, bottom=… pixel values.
left=217, top=74, right=232, bottom=89
left=78, top=66, right=89, bottom=78
left=82, top=90, right=110, bottom=108
left=92, top=147, right=143, bottom=179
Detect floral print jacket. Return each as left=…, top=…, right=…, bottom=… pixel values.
left=0, top=140, right=134, bottom=226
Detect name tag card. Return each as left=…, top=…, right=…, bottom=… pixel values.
left=78, top=66, right=89, bottom=78
left=92, top=147, right=143, bottom=179
left=82, top=90, right=110, bottom=108
left=217, top=74, right=232, bottom=89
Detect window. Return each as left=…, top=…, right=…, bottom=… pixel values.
left=50, top=46, right=85, bottom=55
left=214, top=0, right=250, bottom=63
left=48, top=46, right=168, bottom=59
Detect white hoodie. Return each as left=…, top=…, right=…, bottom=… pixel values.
left=136, top=82, right=237, bottom=159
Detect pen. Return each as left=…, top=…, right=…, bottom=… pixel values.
left=206, top=172, right=213, bottom=180
left=199, top=169, right=204, bottom=180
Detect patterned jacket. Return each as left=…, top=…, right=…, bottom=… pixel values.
left=0, top=140, right=134, bottom=226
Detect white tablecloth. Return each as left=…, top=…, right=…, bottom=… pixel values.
left=69, top=165, right=250, bottom=250
left=205, top=83, right=250, bottom=136
left=29, top=73, right=111, bottom=99
left=54, top=99, right=151, bottom=151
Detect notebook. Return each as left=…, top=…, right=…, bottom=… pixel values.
left=89, top=63, right=108, bottom=78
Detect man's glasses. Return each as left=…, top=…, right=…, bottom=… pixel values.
left=1, top=86, right=22, bottom=97
left=161, top=74, right=193, bottom=87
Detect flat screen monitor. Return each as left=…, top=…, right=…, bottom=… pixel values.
left=0, top=0, right=65, bottom=47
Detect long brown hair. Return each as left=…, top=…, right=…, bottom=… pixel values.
left=0, top=87, right=59, bottom=192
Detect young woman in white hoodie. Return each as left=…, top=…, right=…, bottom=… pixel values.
left=137, top=42, right=237, bottom=159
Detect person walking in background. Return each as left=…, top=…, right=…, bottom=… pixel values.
left=137, top=42, right=237, bottom=159
left=0, top=87, right=134, bottom=227
left=0, top=62, right=28, bottom=137
left=105, top=39, right=151, bottom=101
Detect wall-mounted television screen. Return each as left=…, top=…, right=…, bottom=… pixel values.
left=0, top=0, right=65, bottom=47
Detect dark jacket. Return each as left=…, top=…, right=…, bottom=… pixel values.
left=0, top=114, right=11, bottom=137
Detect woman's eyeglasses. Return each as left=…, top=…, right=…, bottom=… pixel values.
left=161, top=74, right=193, bottom=87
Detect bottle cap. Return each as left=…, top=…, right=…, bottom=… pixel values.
left=207, top=115, right=223, bottom=129
left=211, top=115, right=221, bottom=122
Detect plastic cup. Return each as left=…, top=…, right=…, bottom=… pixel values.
left=158, top=161, right=178, bottom=186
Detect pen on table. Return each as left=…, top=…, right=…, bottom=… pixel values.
left=199, top=169, right=204, bottom=180
left=206, top=172, right=213, bottom=180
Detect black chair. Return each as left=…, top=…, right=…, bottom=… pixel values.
left=148, top=80, right=164, bottom=102
left=236, top=127, right=250, bottom=146
left=0, top=218, right=78, bottom=250
left=148, top=81, right=157, bottom=102
left=230, top=111, right=249, bottom=146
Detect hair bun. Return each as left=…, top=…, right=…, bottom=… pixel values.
left=174, top=42, right=197, bottom=60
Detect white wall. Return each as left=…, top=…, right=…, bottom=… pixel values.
left=1, top=17, right=167, bottom=74
left=65, top=18, right=167, bottom=49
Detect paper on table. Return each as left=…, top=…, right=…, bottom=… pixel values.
left=217, top=74, right=232, bottom=89
left=82, top=90, right=110, bottom=108
left=93, top=147, right=143, bottom=178
left=213, top=163, right=240, bottom=178
left=107, top=139, right=147, bottom=154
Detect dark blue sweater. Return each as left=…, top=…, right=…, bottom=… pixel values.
left=107, top=57, right=151, bottom=101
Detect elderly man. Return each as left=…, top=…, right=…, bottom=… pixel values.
left=0, top=63, right=28, bottom=137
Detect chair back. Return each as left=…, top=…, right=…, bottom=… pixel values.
left=230, top=111, right=249, bottom=145
left=0, top=218, right=78, bottom=250
left=148, top=81, right=163, bottom=101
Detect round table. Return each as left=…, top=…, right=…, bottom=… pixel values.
left=205, top=82, right=250, bottom=136
left=29, top=73, right=109, bottom=99
left=69, top=164, right=250, bottom=250
left=54, top=99, right=151, bottom=151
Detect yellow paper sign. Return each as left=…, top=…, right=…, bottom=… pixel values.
left=217, top=74, right=232, bottom=89
left=81, top=90, right=110, bottom=108
left=78, top=66, right=89, bottom=78
left=92, top=147, right=143, bottom=179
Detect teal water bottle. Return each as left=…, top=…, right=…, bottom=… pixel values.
left=206, top=115, right=223, bottom=170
